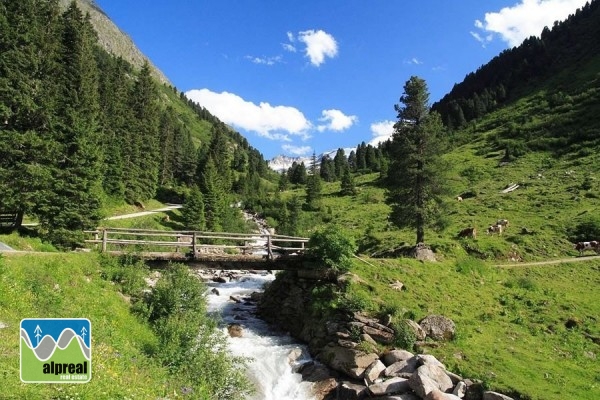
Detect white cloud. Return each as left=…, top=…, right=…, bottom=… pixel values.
left=469, top=31, right=493, bottom=47
left=282, top=144, right=311, bottom=156
left=474, top=0, right=588, bottom=47
left=185, top=89, right=312, bottom=141
left=297, top=29, right=338, bottom=67
left=282, top=43, right=296, bottom=52
left=286, top=31, right=295, bottom=42
left=405, top=57, right=423, bottom=65
left=245, top=55, right=283, bottom=65
left=369, top=120, right=395, bottom=146
left=317, top=109, right=358, bottom=132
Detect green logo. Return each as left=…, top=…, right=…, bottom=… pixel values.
left=20, top=318, right=91, bottom=383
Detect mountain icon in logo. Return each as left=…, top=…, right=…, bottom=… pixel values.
left=20, top=318, right=91, bottom=383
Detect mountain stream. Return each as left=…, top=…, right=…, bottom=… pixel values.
left=206, top=273, right=316, bottom=400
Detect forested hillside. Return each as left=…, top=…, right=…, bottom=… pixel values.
left=0, top=0, right=273, bottom=248
left=432, top=0, right=599, bottom=135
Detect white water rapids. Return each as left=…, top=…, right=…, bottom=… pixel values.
left=206, top=274, right=316, bottom=400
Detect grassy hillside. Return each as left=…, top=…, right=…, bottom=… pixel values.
left=0, top=253, right=250, bottom=399
left=278, top=146, right=599, bottom=262
left=0, top=253, right=170, bottom=399
left=336, top=256, right=600, bottom=400
left=276, top=56, right=599, bottom=261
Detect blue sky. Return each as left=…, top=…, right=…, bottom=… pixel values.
left=95, top=0, right=588, bottom=160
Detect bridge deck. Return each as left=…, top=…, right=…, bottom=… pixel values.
left=104, top=251, right=306, bottom=270
left=86, top=228, right=310, bottom=269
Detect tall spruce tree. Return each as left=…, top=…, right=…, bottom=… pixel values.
left=333, top=148, right=347, bottom=178
left=201, top=158, right=226, bottom=231
left=97, top=55, right=131, bottom=198
left=126, top=61, right=160, bottom=202
left=181, top=186, right=205, bottom=231
left=385, top=76, right=448, bottom=245
left=340, top=166, right=357, bottom=196
left=305, top=152, right=322, bottom=210
left=37, top=3, right=103, bottom=247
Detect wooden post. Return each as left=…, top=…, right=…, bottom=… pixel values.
left=267, top=234, right=273, bottom=261
left=192, top=232, right=197, bottom=260
left=101, top=229, right=107, bottom=252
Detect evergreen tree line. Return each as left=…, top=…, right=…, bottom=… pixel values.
left=281, top=141, right=387, bottom=188
left=0, top=0, right=270, bottom=247
left=431, top=0, right=600, bottom=130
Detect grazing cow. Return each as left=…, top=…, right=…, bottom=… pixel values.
left=496, top=219, right=509, bottom=228
left=458, top=227, right=476, bottom=239
left=457, top=196, right=463, bottom=202
left=574, top=241, right=600, bottom=256
left=487, top=224, right=503, bottom=235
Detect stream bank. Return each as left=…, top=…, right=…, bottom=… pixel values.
left=257, top=269, right=518, bottom=400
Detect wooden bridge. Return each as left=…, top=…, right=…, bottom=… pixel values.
left=0, top=211, right=23, bottom=232
left=84, top=228, right=311, bottom=270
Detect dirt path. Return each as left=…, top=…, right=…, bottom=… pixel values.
left=104, top=204, right=182, bottom=220
left=496, top=254, right=600, bottom=267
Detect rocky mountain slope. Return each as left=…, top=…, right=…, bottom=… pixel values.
left=59, top=0, right=170, bottom=85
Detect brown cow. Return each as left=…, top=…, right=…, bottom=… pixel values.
left=458, top=227, right=477, bottom=239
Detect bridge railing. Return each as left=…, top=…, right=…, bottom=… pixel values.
left=84, top=228, right=309, bottom=260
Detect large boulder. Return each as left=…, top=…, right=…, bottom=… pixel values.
left=425, top=389, right=462, bottom=400
left=385, top=356, right=419, bottom=377
left=311, top=378, right=338, bottom=400
left=318, top=345, right=379, bottom=379
left=419, top=315, right=456, bottom=341
left=299, top=361, right=335, bottom=382
left=363, top=325, right=394, bottom=344
left=382, top=349, right=415, bottom=366
left=363, top=360, right=386, bottom=385
left=227, top=323, right=243, bottom=337
left=368, top=377, right=411, bottom=396
left=337, top=381, right=368, bottom=400
left=405, top=319, right=427, bottom=340
left=408, top=364, right=454, bottom=399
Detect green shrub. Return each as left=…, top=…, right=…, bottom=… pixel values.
left=99, top=254, right=148, bottom=297
left=342, top=290, right=374, bottom=313
left=455, top=256, right=488, bottom=276
left=392, top=319, right=417, bottom=350
left=134, top=263, right=253, bottom=399
left=568, top=216, right=600, bottom=242
left=307, top=227, right=356, bottom=271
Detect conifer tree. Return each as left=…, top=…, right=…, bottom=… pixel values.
left=385, top=76, right=448, bottom=245
left=173, top=127, right=197, bottom=186
left=347, top=151, right=357, bottom=172
left=181, top=186, right=206, bottom=231
left=305, top=152, right=322, bottom=210
left=333, top=148, right=347, bottom=178
left=37, top=3, right=103, bottom=247
left=97, top=55, right=131, bottom=198
left=201, top=158, right=225, bottom=231
left=340, top=166, right=357, bottom=196
left=278, top=171, right=290, bottom=191
left=126, top=61, right=160, bottom=202
left=319, top=154, right=336, bottom=182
